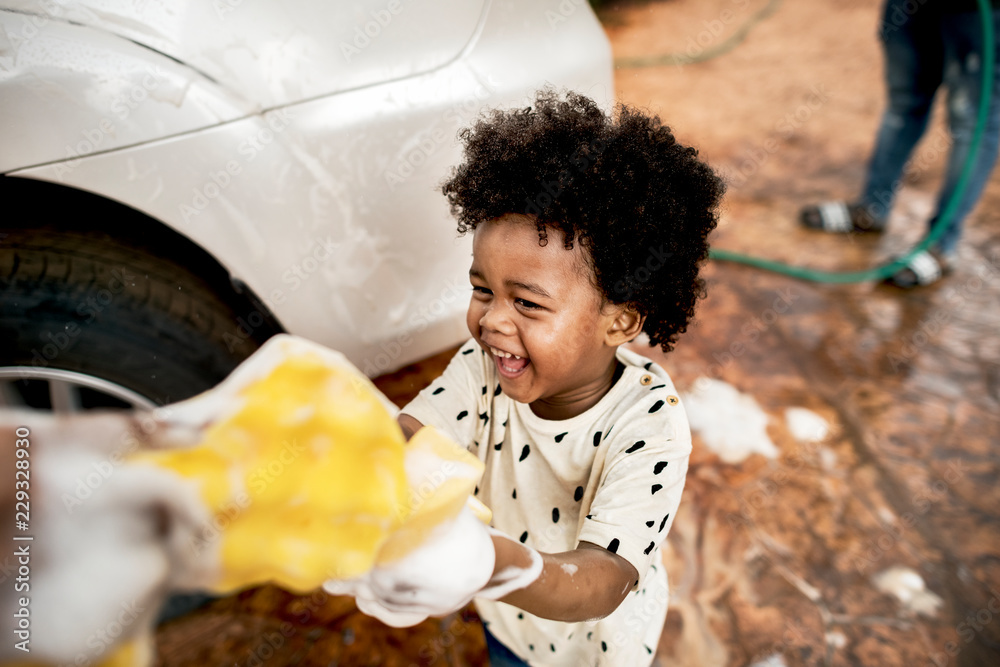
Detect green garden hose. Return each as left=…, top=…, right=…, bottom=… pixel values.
left=617, top=0, right=995, bottom=283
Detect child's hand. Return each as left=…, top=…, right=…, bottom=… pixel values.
left=325, top=504, right=501, bottom=627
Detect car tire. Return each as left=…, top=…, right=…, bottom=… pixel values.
left=0, top=226, right=279, bottom=408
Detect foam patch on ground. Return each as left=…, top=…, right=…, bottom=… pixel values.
left=784, top=407, right=830, bottom=443
left=872, top=566, right=943, bottom=618
left=683, top=378, right=778, bottom=464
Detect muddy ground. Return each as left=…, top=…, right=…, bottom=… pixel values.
left=156, top=1, right=1000, bottom=665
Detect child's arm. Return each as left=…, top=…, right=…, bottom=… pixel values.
left=398, top=413, right=423, bottom=440
left=398, top=413, right=637, bottom=622
left=490, top=533, right=637, bottom=622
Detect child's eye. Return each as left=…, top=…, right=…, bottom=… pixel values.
left=472, top=286, right=492, bottom=297
left=515, top=298, right=541, bottom=310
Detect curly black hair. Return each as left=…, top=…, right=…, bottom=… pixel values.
left=442, top=89, right=725, bottom=353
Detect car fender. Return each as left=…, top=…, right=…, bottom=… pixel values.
left=0, top=9, right=257, bottom=174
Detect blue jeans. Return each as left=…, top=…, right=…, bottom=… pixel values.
left=859, top=0, right=1000, bottom=256
left=484, top=625, right=531, bottom=666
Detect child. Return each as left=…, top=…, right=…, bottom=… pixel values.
left=396, top=90, right=724, bottom=665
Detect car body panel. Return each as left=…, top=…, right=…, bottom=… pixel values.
left=1, top=0, right=486, bottom=107
left=4, top=0, right=614, bottom=375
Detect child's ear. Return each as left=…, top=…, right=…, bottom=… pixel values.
left=606, top=306, right=645, bottom=345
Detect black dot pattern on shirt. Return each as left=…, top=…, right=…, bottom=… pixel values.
left=479, top=411, right=489, bottom=424
left=649, top=384, right=666, bottom=391
left=494, top=441, right=502, bottom=450
left=520, top=531, right=528, bottom=543
left=587, top=632, right=593, bottom=640
left=626, top=440, right=645, bottom=453
left=494, top=384, right=502, bottom=396
left=552, top=507, right=560, bottom=523
left=432, top=386, right=445, bottom=395
left=512, top=488, right=517, bottom=499
left=644, top=362, right=653, bottom=370
left=652, top=484, right=663, bottom=494
left=607, top=538, right=620, bottom=554
left=654, top=461, right=668, bottom=474
left=644, top=541, right=655, bottom=555
left=645, top=645, right=653, bottom=654
left=463, top=348, right=475, bottom=355
left=555, top=431, right=568, bottom=443
left=574, top=486, right=584, bottom=502
left=481, top=385, right=487, bottom=395
left=456, top=410, right=468, bottom=420
left=659, top=514, right=670, bottom=532
left=646, top=520, right=654, bottom=527
left=550, top=644, right=556, bottom=652
left=593, top=431, right=602, bottom=447
left=601, top=641, right=608, bottom=652
left=519, top=444, right=530, bottom=462
left=474, top=486, right=479, bottom=496
left=518, top=612, right=524, bottom=619
left=649, top=400, right=665, bottom=413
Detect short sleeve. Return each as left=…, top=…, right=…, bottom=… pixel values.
left=577, top=411, right=690, bottom=589
left=400, top=339, right=491, bottom=449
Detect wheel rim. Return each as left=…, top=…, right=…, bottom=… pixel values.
left=0, top=367, right=157, bottom=412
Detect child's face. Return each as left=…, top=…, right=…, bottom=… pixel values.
left=467, top=214, right=623, bottom=417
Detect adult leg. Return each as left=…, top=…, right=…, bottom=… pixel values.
left=928, top=8, right=1000, bottom=258
left=858, top=0, right=945, bottom=223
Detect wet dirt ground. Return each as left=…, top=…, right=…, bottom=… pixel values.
left=156, top=1, right=1000, bottom=665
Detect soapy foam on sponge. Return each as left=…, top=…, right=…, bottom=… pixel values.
left=132, top=335, right=488, bottom=594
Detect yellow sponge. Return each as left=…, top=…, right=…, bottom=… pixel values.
left=131, top=335, right=487, bottom=594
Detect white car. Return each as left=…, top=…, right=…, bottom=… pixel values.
left=0, top=0, right=613, bottom=410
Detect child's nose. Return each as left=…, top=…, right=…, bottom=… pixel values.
left=479, top=300, right=516, bottom=335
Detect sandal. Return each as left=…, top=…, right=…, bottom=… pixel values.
left=883, top=249, right=953, bottom=288
left=800, top=201, right=885, bottom=233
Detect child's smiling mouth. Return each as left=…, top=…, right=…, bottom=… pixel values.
left=488, top=345, right=530, bottom=377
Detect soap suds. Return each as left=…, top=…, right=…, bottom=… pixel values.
left=872, top=566, right=943, bottom=617
left=561, top=563, right=579, bottom=577
left=683, top=378, right=778, bottom=464
left=784, top=407, right=830, bottom=443
left=749, top=654, right=788, bottom=667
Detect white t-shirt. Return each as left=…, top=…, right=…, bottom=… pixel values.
left=403, top=339, right=691, bottom=666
